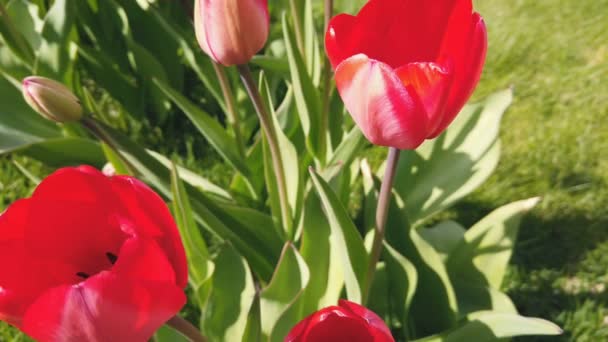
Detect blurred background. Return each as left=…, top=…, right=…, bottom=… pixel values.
left=0, top=0, right=606, bottom=340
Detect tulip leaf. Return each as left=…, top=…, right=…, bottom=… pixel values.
left=452, top=282, right=517, bottom=317
left=309, top=168, right=367, bottom=303
left=412, top=312, right=562, bottom=342
left=259, top=72, right=301, bottom=234
left=419, top=221, right=467, bottom=262
left=393, top=89, right=513, bottom=225
left=303, top=0, right=321, bottom=85
left=170, top=164, right=214, bottom=289
left=0, top=0, right=36, bottom=65
left=382, top=191, right=458, bottom=336
left=260, top=243, right=310, bottom=341
left=154, top=325, right=190, bottom=342
left=282, top=13, right=323, bottom=161
left=201, top=244, right=257, bottom=342
left=383, top=242, right=418, bottom=340
left=33, top=0, right=75, bottom=84
left=154, top=78, right=252, bottom=180
left=20, top=137, right=105, bottom=168
left=446, top=197, right=540, bottom=289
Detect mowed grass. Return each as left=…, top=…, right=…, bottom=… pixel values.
left=1, top=0, right=607, bottom=340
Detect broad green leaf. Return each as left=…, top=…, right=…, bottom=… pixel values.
left=419, top=221, right=466, bottom=262
left=250, top=55, right=289, bottom=75
left=393, top=90, right=513, bottom=224
left=384, top=242, right=418, bottom=340
left=334, top=0, right=367, bottom=14
left=201, top=245, right=257, bottom=342
left=324, top=127, right=366, bottom=180
left=309, top=168, right=367, bottom=303
left=414, top=311, right=562, bottom=342
left=242, top=295, right=262, bottom=342
left=261, top=243, right=310, bottom=341
left=384, top=192, right=458, bottom=336
left=446, top=197, right=540, bottom=289
left=170, top=164, right=214, bottom=289
left=154, top=325, right=189, bottom=342
left=303, top=0, right=321, bottom=85
left=282, top=14, right=323, bottom=160
left=100, top=143, right=131, bottom=175
left=34, top=0, right=75, bottom=83
left=154, top=78, right=251, bottom=180
left=452, top=282, right=517, bottom=317
left=297, top=192, right=344, bottom=315
left=0, top=0, right=35, bottom=65
left=259, top=72, right=301, bottom=233
left=20, top=137, right=105, bottom=168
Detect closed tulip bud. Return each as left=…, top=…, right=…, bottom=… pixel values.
left=22, top=76, right=82, bottom=123
left=194, top=0, right=269, bottom=66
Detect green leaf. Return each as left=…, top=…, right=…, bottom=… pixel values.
left=282, top=13, right=323, bottom=161
left=100, top=143, right=131, bottom=175
left=201, top=244, right=257, bottom=342
left=309, top=168, right=367, bottom=303
left=170, top=164, right=214, bottom=289
left=261, top=243, right=310, bottom=341
left=414, top=311, right=562, bottom=342
left=154, top=325, right=189, bottom=342
left=324, top=127, right=366, bottom=180
left=34, top=0, right=75, bottom=83
left=20, top=138, right=105, bottom=168
left=383, top=242, right=418, bottom=340
left=452, top=282, right=517, bottom=317
left=419, top=221, right=466, bottom=262
left=250, top=55, right=289, bottom=75
left=154, top=78, right=251, bottom=180
left=393, top=90, right=513, bottom=224
left=446, top=197, right=540, bottom=289
left=259, top=72, right=301, bottom=231
left=0, top=0, right=35, bottom=65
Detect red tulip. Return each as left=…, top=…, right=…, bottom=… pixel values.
left=194, top=0, right=269, bottom=66
left=285, top=300, right=394, bottom=342
left=0, top=166, right=188, bottom=342
left=326, top=0, right=487, bottom=149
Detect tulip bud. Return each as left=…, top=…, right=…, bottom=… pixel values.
left=22, top=76, right=82, bottom=123
left=194, top=0, right=269, bottom=66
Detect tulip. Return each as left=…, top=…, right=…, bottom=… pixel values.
left=326, top=0, right=487, bottom=149
left=0, top=166, right=188, bottom=342
left=286, top=300, right=394, bottom=342
left=194, top=0, right=269, bottom=66
left=22, top=76, right=82, bottom=123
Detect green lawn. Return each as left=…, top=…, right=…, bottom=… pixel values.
left=1, top=0, right=607, bottom=340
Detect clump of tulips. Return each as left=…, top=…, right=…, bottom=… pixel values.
left=0, top=0, right=562, bottom=341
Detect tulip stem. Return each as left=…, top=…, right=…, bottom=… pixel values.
left=211, top=61, right=246, bottom=159
left=320, top=0, right=334, bottom=163
left=81, top=116, right=138, bottom=176
left=237, top=64, right=292, bottom=237
left=167, top=315, right=207, bottom=342
left=289, top=0, right=305, bottom=58
left=363, top=147, right=401, bottom=304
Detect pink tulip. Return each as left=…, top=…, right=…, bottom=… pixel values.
left=194, top=0, right=270, bottom=66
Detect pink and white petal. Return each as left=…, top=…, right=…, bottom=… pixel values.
left=335, top=54, right=428, bottom=150
left=22, top=272, right=186, bottom=342
left=395, top=62, right=454, bottom=136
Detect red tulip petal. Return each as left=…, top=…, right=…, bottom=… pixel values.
left=0, top=242, right=76, bottom=327
left=395, top=62, right=454, bottom=136
left=335, top=54, right=428, bottom=150
left=25, top=198, right=126, bottom=277
left=325, top=13, right=357, bottom=69
left=22, top=272, right=186, bottom=342
left=304, top=308, right=375, bottom=342
left=338, top=300, right=394, bottom=342
left=284, top=313, right=313, bottom=342
left=32, top=166, right=115, bottom=204
left=431, top=13, right=487, bottom=138
left=112, top=238, right=176, bottom=284
left=109, top=176, right=188, bottom=288
left=0, top=199, right=29, bottom=241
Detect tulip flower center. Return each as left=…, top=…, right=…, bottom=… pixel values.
left=74, top=252, right=119, bottom=280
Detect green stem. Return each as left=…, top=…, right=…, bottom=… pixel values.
left=167, top=315, right=207, bottom=342
left=237, top=64, right=292, bottom=237
left=320, top=0, right=334, bottom=161
left=363, top=147, right=401, bottom=304
left=81, top=116, right=137, bottom=176
left=211, top=61, right=246, bottom=159
left=288, top=0, right=305, bottom=59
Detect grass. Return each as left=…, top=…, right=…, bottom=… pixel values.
left=1, top=0, right=607, bottom=340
